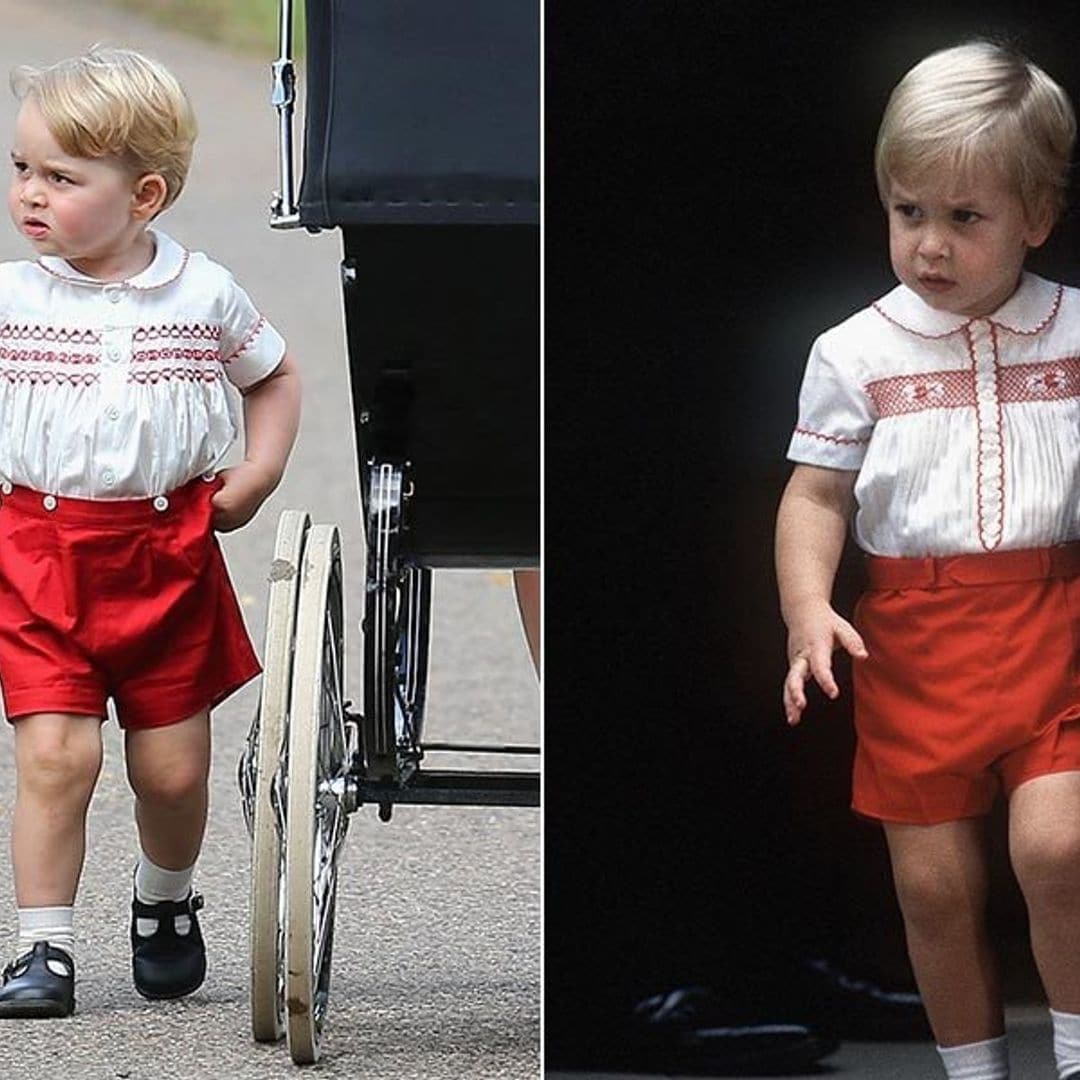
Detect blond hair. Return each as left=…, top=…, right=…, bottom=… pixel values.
left=875, top=41, right=1076, bottom=224
left=11, top=45, right=198, bottom=211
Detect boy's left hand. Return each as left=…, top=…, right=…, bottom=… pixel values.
left=211, top=461, right=277, bottom=532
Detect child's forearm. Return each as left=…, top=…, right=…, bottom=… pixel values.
left=775, top=465, right=856, bottom=623
left=240, top=353, right=301, bottom=490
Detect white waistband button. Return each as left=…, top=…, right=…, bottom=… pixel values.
left=201, top=472, right=216, bottom=483
left=0, top=481, right=12, bottom=495
left=42, top=495, right=57, bottom=511
left=153, top=495, right=169, bottom=512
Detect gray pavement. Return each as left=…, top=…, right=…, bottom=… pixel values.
left=0, top=2, right=539, bottom=1077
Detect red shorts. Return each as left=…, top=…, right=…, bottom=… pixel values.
left=0, top=477, right=261, bottom=730
left=852, top=543, right=1080, bottom=825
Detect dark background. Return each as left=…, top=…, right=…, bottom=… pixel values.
left=545, top=0, right=1080, bottom=1055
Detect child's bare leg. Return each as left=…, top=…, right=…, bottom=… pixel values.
left=124, top=710, right=210, bottom=870
left=11, top=713, right=103, bottom=907
left=884, top=818, right=1003, bottom=1047
left=513, top=568, right=540, bottom=674
left=1009, top=771, right=1080, bottom=1011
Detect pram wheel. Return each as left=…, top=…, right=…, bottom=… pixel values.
left=248, top=509, right=310, bottom=1042
left=284, top=524, right=349, bottom=1064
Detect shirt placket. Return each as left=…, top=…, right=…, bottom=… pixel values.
left=98, top=281, right=132, bottom=495
left=969, top=318, right=1004, bottom=551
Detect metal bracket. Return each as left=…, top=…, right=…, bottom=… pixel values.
left=269, top=0, right=301, bottom=228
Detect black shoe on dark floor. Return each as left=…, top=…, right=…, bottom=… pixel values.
left=0, top=941, right=75, bottom=1018
left=624, top=986, right=841, bottom=1075
left=131, top=891, right=206, bottom=1000
left=791, top=956, right=931, bottom=1041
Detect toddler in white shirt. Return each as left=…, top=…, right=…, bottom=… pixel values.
left=776, top=40, right=1080, bottom=1080
left=0, top=46, right=300, bottom=1017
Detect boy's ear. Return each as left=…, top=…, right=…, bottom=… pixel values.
left=1025, top=200, right=1056, bottom=249
left=131, top=173, right=168, bottom=221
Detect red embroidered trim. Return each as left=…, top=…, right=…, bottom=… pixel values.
left=866, top=370, right=975, bottom=416
left=131, top=348, right=219, bottom=364
left=0, top=346, right=98, bottom=365
left=793, top=427, right=869, bottom=446
left=222, top=317, right=266, bottom=363
left=996, top=355, right=1080, bottom=402
left=871, top=302, right=962, bottom=340
left=129, top=368, right=221, bottom=384
left=133, top=323, right=222, bottom=342
left=0, top=369, right=98, bottom=385
left=872, top=283, right=1062, bottom=339
left=0, top=324, right=100, bottom=345
left=995, top=283, right=1064, bottom=336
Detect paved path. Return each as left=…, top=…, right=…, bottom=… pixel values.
left=0, top=3, right=540, bottom=1077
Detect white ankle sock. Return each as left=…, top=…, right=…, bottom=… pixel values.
left=16, top=905, right=74, bottom=973
left=134, top=854, right=194, bottom=937
left=1050, top=1009, right=1080, bottom=1079
left=937, top=1035, right=1009, bottom=1079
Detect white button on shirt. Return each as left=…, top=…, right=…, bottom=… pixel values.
left=0, top=229, right=286, bottom=500
left=788, top=273, right=1080, bottom=557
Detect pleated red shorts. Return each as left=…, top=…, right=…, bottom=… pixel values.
left=852, top=543, right=1080, bottom=824
left=0, top=476, right=260, bottom=729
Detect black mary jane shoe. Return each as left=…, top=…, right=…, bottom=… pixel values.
left=0, top=941, right=75, bottom=1018
left=131, top=892, right=206, bottom=1000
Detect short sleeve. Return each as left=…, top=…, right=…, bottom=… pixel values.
left=217, top=273, right=287, bottom=390
left=786, top=334, right=874, bottom=470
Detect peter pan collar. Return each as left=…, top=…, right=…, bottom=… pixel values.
left=35, top=228, right=189, bottom=291
left=872, top=272, right=1063, bottom=339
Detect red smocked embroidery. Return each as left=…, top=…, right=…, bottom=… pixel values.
left=996, top=355, right=1080, bottom=402
left=129, top=368, right=221, bottom=384
left=0, top=369, right=98, bottom=385
left=131, top=348, right=220, bottom=365
left=0, top=346, right=98, bottom=365
left=133, top=324, right=222, bottom=343
left=0, top=324, right=100, bottom=345
left=866, top=370, right=975, bottom=416
left=793, top=427, right=869, bottom=446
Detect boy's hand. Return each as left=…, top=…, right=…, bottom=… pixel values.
left=783, top=599, right=868, bottom=727
left=211, top=461, right=277, bottom=532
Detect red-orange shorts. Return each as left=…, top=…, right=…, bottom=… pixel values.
left=852, top=543, right=1080, bottom=825
left=0, top=477, right=261, bottom=730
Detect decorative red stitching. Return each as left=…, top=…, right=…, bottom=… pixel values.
left=128, top=368, right=221, bottom=384
left=0, top=324, right=100, bottom=345
left=866, top=370, right=975, bottom=416
left=133, top=323, right=222, bottom=342
left=34, top=248, right=189, bottom=291
left=131, top=348, right=219, bottom=364
left=996, top=355, right=1080, bottom=402
left=793, top=427, right=869, bottom=446
left=872, top=302, right=962, bottom=340
left=0, top=369, right=98, bottom=385
left=995, top=283, right=1063, bottom=336
left=0, top=346, right=98, bottom=365
left=222, top=317, right=265, bottom=363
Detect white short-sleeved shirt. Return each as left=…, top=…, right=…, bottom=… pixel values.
left=787, top=272, right=1080, bottom=558
left=0, top=228, right=286, bottom=499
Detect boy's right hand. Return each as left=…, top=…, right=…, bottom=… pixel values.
left=782, top=599, right=868, bottom=727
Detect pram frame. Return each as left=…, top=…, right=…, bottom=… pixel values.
left=241, top=0, right=540, bottom=1065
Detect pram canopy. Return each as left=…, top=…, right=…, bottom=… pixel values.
left=299, top=0, right=539, bottom=228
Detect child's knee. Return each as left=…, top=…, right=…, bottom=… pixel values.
left=1013, top=828, right=1080, bottom=899
left=14, top=716, right=102, bottom=798
left=891, top=856, right=980, bottom=930
left=131, top=759, right=208, bottom=807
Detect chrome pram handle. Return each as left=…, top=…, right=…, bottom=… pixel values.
left=269, top=0, right=301, bottom=229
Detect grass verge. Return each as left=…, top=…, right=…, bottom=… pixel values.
left=106, top=0, right=305, bottom=57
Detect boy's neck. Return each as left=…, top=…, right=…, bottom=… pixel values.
left=64, top=228, right=156, bottom=283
